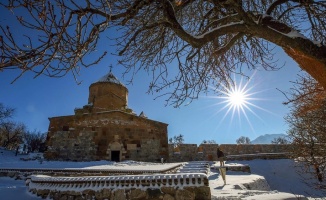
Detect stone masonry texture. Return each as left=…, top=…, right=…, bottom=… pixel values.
left=45, top=72, right=169, bottom=162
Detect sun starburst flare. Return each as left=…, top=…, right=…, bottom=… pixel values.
left=207, top=73, right=275, bottom=133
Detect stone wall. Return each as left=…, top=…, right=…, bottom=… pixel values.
left=169, top=144, right=220, bottom=162
left=31, top=186, right=211, bottom=200
left=219, top=144, right=291, bottom=155
left=45, top=71, right=170, bottom=163
left=169, top=144, right=197, bottom=162
left=168, top=144, right=291, bottom=162
left=45, top=111, right=169, bottom=162
left=45, top=131, right=97, bottom=161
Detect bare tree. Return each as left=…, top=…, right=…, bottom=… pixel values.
left=24, top=130, right=47, bottom=152
left=0, top=103, right=26, bottom=150
left=0, top=1, right=326, bottom=106
left=236, top=136, right=251, bottom=144
left=169, top=134, right=184, bottom=147
left=0, top=121, right=26, bottom=150
left=285, top=74, right=326, bottom=188
left=0, top=103, right=14, bottom=122
left=282, top=75, right=326, bottom=115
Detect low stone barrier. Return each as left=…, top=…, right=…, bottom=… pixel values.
left=169, top=144, right=291, bottom=162
left=226, top=153, right=289, bottom=161
left=27, top=173, right=211, bottom=200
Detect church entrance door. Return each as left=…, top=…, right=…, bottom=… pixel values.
left=111, top=151, right=120, bottom=162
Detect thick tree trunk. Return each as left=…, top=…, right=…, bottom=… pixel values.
left=284, top=47, right=326, bottom=90
left=255, top=30, right=326, bottom=89
left=254, top=18, right=326, bottom=90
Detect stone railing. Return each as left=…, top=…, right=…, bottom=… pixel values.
left=0, top=161, right=211, bottom=199
left=27, top=173, right=210, bottom=200
left=28, top=173, right=209, bottom=189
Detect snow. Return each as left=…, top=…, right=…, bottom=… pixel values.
left=83, top=162, right=181, bottom=171
left=194, top=21, right=244, bottom=39
left=0, top=149, right=325, bottom=199
left=286, top=30, right=323, bottom=47
left=96, top=72, right=125, bottom=86
left=209, top=160, right=325, bottom=199
left=0, top=177, right=42, bottom=200
left=28, top=173, right=208, bottom=192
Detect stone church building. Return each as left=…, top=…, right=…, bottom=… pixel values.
left=44, top=71, right=169, bottom=162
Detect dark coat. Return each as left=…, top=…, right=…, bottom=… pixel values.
left=217, top=149, right=224, bottom=158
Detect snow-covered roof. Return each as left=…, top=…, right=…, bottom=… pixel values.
left=95, top=71, right=125, bottom=86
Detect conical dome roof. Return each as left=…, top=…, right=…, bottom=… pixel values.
left=95, top=71, right=125, bottom=87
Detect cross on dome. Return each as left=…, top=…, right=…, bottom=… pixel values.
left=95, top=67, right=125, bottom=86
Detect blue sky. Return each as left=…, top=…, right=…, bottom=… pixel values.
left=0, top=6, right=302, bottom=144
left=0, top=55, right=301, bottom=144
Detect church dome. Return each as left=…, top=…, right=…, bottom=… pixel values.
left=88, top=71, right=128, bottom=111
left=95, top=72, right=125, bottom=86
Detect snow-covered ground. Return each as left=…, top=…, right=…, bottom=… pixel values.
left=210, top=160, right=325, bottom=199
left=0, top=149, right=325, bottom=199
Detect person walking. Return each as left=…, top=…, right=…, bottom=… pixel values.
left=217, top=147, right=227, bottom=185
left=217, top=147, right=225, bottom=167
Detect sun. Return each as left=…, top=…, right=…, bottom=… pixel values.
left=220, top=78, right=252, bottom=114
left=204, top=72, right=277, bottom=135
left=228, top=90, right=247, bottom=107
left=210, top=73, right=269, bottom=130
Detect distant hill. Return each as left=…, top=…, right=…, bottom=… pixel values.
left=251, top=134, right=287, bottom=144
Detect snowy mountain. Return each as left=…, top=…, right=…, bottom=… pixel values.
left=251, top=134, right=287, bottom=144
